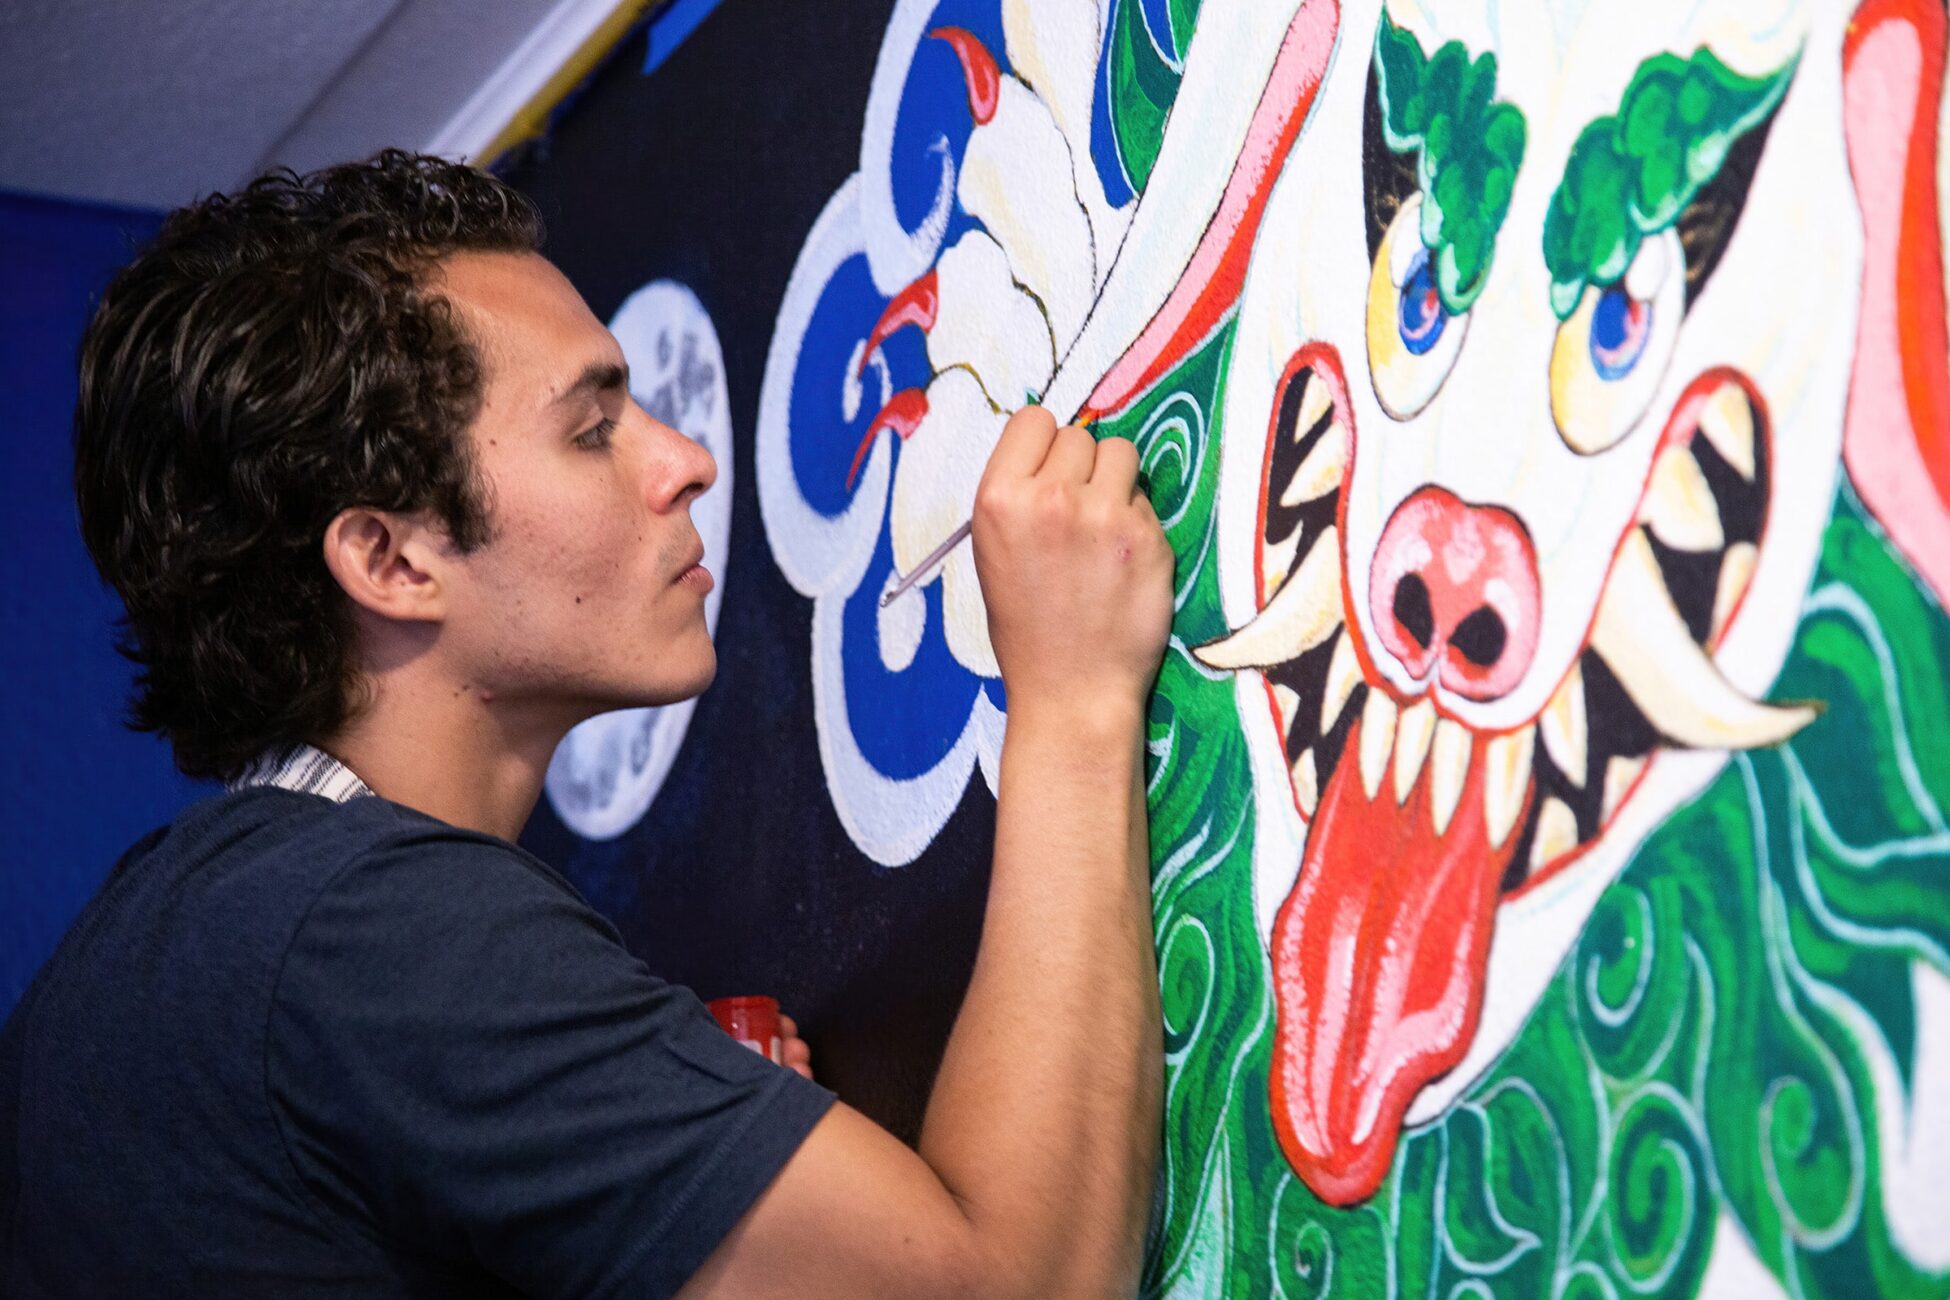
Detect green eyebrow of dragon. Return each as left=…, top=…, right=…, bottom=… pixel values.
left=1543, top=46, right=1796, bottom=319
left=1373, top=11, right=1527, bottom=315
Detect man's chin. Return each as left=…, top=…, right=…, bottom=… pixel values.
left=677, top=648, right=717, bottom=700
left=643, top=642, right=717, bottom=708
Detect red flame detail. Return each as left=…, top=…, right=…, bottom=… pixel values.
left=930, top=26, right=1001, bottom=125
left=857, top=271, right=940, bottom=377
left=845, top=387, right=929, bottom=492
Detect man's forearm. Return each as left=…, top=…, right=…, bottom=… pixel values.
left=917, top=697, right=1163, bottom=1297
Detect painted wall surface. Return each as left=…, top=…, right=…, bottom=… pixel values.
left=520, top=0, right=1950, bottom=1292
left=509, top=1, right=998, bottom=1144
left=0, top=192, right=210, bottom=1014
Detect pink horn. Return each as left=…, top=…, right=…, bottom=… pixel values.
left=1842, top=0, right=1950, bottom=606
left=1079, top=0, right=1339, bottom=422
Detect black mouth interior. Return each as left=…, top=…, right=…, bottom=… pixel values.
left=1643, top=410, right=1770, bottom=640
left=1259, top=364, right=1363, bottom=807
left=1267, top=632, right=1367, bottom=805
left=1263, top=365, right=1342, bottom=583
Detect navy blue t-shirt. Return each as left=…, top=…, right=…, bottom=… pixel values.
left=0, top=788, right=833, bottom=1297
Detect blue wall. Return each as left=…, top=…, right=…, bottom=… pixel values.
left=1, top=191, right=211, bottom=1012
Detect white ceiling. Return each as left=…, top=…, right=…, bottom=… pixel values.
left=0, top=0, right=628, bottom=211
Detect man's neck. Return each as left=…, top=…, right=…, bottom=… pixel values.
left=323, top=673, right=572, bottom=842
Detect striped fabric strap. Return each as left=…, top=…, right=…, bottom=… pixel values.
left=229, top=743, right=375, bottom=804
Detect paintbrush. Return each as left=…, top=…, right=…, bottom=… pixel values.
left=880, top=418, right=1121, bottom=607
left=879, top=520, right=971, bottom=607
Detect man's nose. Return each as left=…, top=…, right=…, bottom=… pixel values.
left=644, top=412, right=717, bottom=506
left=1367, top=487, right=1539, bottom=701
left=682, top=427, right=718, bottom=497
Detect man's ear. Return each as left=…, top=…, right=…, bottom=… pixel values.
left=321, top=508, right=449, bottom=623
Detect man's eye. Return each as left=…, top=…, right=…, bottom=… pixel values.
left=574, top=418, right=617, bottom=450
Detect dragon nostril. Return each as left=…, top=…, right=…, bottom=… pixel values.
left=1451, top=607, right=1507, bottom=667
left=1371, top=488, right=1538, bottom=699
left=1393, top=574, right=1435, bottom=650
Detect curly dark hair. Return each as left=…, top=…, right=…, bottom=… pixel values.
left=73, top=149, right=545, bottom=782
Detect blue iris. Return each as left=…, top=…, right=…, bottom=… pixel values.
left=1397, top=248, right=1447, bottom=356
left=1589, top=286, right=1652, bottom=381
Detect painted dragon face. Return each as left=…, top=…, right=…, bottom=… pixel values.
left=1189, top=0, right=1860, bottom=1204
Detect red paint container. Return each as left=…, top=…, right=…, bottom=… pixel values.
left=707, top=995, right=783, bottom=1064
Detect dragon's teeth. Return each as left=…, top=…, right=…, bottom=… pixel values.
left=1590, top=530, right=1816, bottom=749
left=1393, top=699, right=1436, bottom=804
left=1199, top=527, right=1343, bottom=671
left=1711, top=541, right=1757, bottom=642
left=1539, top=663, right=1588, bottom=789
left=1321, top=633, right=1363, bottom=731
left=1359, top=690, right=1399, bottom=801
left=1272, top=682, right=1302, bottom=728
left=1482, top=726, right=1535, bottom=850
left=1279, top=419, right=1349, bottom=507
left=1428, top=719, right=1472, bottom=835
left=1697, top=383, right=1756, bottom=480
left=1261, top=525, right=1302, bottom=603
left=1291, top=746, right=1319, bottom=817
left=1602, top=753, right=1647, bottom=822
left=1295, top=370, right=1332, bottom=440
left=1640, top=444, right=1725, bottom=553
left=1530, top=797, right=1581, bottom=870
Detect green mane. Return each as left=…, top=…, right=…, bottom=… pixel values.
left=1543, top=46, right=1796, bottom=318
left=1374, top=11, right=1527, bottom=314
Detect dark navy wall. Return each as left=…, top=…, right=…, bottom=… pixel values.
left=1, top=191, right=210, bottom=1012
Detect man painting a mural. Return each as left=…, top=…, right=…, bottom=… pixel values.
left=754, top=0, right=1950, bottom=1293
left=0, top=153, right=1175, bottom=1294
left=6, top=0, right=1950, bottom=1293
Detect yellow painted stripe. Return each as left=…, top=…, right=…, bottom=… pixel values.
left=479, top=0, right=667, bottom=167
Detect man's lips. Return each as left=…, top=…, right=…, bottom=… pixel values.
left=672, top=537, right=710, bottom=590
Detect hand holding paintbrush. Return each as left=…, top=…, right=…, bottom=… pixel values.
left=881, top=417, right=1128, bottom=608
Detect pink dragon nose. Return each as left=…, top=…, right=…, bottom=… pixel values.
left=1368, top=488, right=1540, bottom=701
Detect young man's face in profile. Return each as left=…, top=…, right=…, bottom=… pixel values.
left=431, top=250, right=720, bottom=719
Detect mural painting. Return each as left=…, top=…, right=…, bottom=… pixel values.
left=753, top=0, right=1950, bottom=1294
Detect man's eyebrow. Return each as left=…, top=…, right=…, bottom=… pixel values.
left=549, top=361, right=629, bottom=407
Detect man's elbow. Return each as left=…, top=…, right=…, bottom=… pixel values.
left=926, top=1206, right=1146, bottom=1300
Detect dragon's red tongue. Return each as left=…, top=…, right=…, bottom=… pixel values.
left=1269, top=710, right=1528, bottom=1205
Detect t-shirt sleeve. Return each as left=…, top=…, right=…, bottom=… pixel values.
left=266, top=826, right=833, bottom=1300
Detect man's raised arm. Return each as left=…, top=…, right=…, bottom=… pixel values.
left=680, top=407, right=1173, bottom=1299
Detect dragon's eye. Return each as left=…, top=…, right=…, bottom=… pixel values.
left=1550, top=230, right=1683, bottom=454
left=1588, top=288, right=1651, bottom=379
left=1398, top=249, right=1447, bottom=355
left=1367, top=193, right=1466, bottom=419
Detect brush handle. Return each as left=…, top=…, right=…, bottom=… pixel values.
left=879, top=519, right=973, bottom=607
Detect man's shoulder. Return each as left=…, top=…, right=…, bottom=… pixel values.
left=154, top=786, right=574, bottom=902
left=40, top=788, right=589, bottom=1015
left=278, top=795, right=607, bottom=953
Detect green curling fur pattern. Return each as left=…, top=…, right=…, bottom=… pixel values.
left=1543, top=45, right=1796, bottom=318
left=1374, top=11, right=1527, bottom=314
